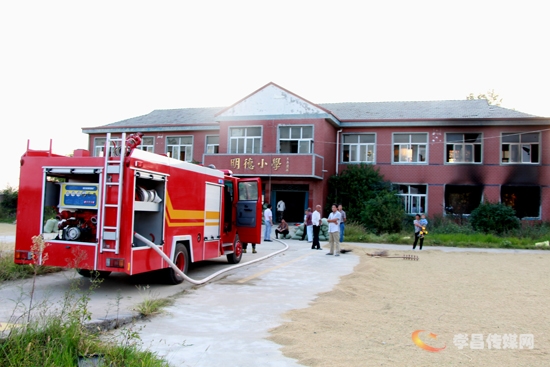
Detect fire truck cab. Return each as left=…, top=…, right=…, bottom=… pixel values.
left=15, top=133, right=262, bottom=284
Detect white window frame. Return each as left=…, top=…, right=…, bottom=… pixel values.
left=342, top=133, right=375, bottom=163
left=445, top=133, right=482, bottom=164
left=205, top=135, right=219, bottom=154
left=93, top=137, right=106, bottom=157
left=393, top=133, right=428, bottom=164
left=501, top=132, right=540, bottom=164
left=395, top=184, right=427, bottom=214
left=278, top=126, right=313, bottom=154
left=138, top=136, right=155, bottom=153
left=166, top=136, right=193, bottom=162
left=229, top=127, right=262, bottom=154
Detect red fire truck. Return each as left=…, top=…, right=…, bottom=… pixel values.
left=14, top=133, right=262, bottom=284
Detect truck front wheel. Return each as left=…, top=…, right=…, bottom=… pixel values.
left=226, top=235, right=243, bottom=264
left=166, top=243, right=189, bottom=285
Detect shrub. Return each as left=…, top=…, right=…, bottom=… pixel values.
left=470, top=202, right=520, bottom=234
left=327, top=164, right=391, bottom=221
left=0, top=185, right=18, bottom=222
left=360, top=191, right=405, bottom=234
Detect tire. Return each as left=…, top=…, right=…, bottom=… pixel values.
left=226, top=235, right=243, bottom=264
left=166, top=243, right=189, bottom=285
left=76, top=269, right=112, bottom=278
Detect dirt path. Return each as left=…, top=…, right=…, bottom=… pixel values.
left=268, top=247, right=550, bottom=367
left=0, top=223, right=16, bottom=236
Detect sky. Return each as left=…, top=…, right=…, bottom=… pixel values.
left=1, top=1, right=549, bottom=189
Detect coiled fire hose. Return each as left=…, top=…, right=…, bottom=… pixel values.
left=134, top=232, right=289, bottom=285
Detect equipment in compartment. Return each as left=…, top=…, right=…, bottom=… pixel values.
left=57, top=209, right=97, bottom=242
left=59, top=183, right=99, bottom=210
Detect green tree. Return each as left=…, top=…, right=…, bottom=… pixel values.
left=470, top=202, right=520, bottom=234
left=328, top=164, right=405, bottom=233
left=360, top=190, right=405, bottom=234
left=327, top=164, right=390, bottom=220
left=466, top=89, right=503, bottom=106
left=0, top=186, right=18, bottom=220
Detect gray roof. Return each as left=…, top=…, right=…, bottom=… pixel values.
left=101, top=107, right=223, bottom=128
left=85, top=99, right=538, bottom=132
left=319, top=100, right=536, bottom=121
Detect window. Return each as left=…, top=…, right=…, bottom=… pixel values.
left=93, top=138, right=106, bottom=157
left=343, top=134, right=375, bottom=162
left=446, top=133, right=482, bottom=163
left=393, top=133, right=427, bottom=163
left=501, top=185, right=540, bottom=218
left=138, top=136, right=155, bottom=152
left=279, top=126, right=313, bottom=153
left=501, top=132, right=540, bottom=164
left=93, top=137, right=120, bottom=157
left=206, top=136, right=219, bottom=154
left=166, top=136, right=193, bottom=161
left=395, top=184, right=427, bottom=214
left=230, top=127, right=261, bottom=154
left=445, top=185, right=483, bottom=215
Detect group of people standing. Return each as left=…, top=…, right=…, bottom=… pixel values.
left=252, top=199, right=427, bottom=254
left=274, top=200, right=347, bottom=255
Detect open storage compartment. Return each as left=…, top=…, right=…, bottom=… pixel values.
left=133, top=171, right=166, bottom=247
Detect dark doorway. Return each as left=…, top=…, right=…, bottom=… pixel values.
left=274, top=191, right=307, bottom=224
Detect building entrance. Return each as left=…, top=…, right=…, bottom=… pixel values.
left=272, top=184, right=308, bottom=224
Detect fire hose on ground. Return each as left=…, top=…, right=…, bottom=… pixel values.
left=133, top=232, right=289, bottom=285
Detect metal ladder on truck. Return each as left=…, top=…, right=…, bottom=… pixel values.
left=99, top=132, right=126, bottom=254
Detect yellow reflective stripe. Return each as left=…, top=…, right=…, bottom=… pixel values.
left=205, top=211, right=219, bottom=219
left=165, top=193, right=220, bottom=227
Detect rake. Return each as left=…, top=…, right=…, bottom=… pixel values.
left=365, top=250, right=418, bottom=261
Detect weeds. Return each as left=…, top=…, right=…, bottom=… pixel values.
left=0, top=251, right=63, bottom=283
left=133, top=285, right=174, bottom=317
left=0, top=235, right=170, bottom=367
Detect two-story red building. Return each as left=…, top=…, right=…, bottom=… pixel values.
left=82, top=82, right=550, bottom=222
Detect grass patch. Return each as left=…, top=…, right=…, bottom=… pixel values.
left=0, top=251, right=64, bottom=283
left=1, top=235, right=170, bottom=366
left=0, top=274, right=169, bottom=366
left=133, top=285, right=174, bottom=317
left=343, top=219, right=550, bottom=250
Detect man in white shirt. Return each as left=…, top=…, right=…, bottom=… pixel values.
left=338, top=204, right=347, bottom=243
left=326, top=204, right=341, bottom=256
left=276, top=199, right=285, bottom=223
left=264, top=204, right=273, bottom=242
left=311, top=205, right=322, bottom=250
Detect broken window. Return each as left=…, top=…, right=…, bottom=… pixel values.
left=444, top=185, right=483, bottom=215
left=501, top=185, right=540, bottom=218
left=501, top=132, right=540, bottom=164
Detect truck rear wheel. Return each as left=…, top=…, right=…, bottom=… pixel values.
left=226, top=235, right=243, bottom=264
left=166, top=243, right=189, bottom=285
left=76, top=269, right=112, bottom=279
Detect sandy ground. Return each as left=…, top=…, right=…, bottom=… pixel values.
left=268, top=246, right=550, bottom=366
left=2, top=222, right=549, bottom=365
